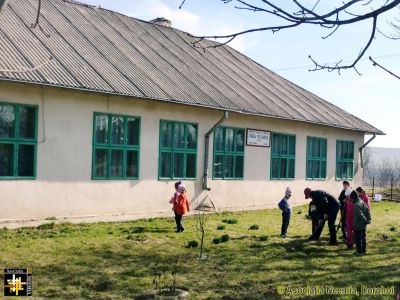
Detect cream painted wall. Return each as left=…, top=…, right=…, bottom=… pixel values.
left=0, top=82, right=365, bottom=221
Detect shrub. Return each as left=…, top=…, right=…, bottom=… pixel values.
left=220, top=234, right=230, bottom=243
left=259, top=235, right=269, bottom=242
left=212, top=237, right=221, bottom=244
left=249, top=225, right=259, bottom=230
left=390, top=226, right=396, bottom=232
left=37, top=222, right=55, bottom=230
left=45, top=216, right=57, bottom=221
left=217, top=225, right=225, bottom=230
left=222, top=218, right=238, bottom=224
left=187, top=240, right=199, bottom=248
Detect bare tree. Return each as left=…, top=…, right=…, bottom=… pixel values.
left=180, top=0, right=400, bottom=78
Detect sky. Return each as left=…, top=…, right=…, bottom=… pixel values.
left=82, top=0, right=399, bottom=148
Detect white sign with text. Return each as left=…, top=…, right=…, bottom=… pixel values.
left=246, top=129, right=270, bottom=147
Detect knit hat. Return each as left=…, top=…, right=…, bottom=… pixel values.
left=177, top=184, right=185, bottom=193
left=285, top=187, right=292, bottom=196
left=344, top=188, right=353, bottom=197
left=304, top=187, right=312, bottom=199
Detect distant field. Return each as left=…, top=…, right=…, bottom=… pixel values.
left=1, top=202, right=399, bottom=299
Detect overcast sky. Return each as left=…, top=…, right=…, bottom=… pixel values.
left=82, top=0, right=400, bottom=148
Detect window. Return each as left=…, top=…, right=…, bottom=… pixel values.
left=336, top=140, right=354, bottom=180
left=213, top=127, right=245, bottom=179
left=92, top=113, right=140, bottom=180
left=271, top=133, right=295, bottom=180
left=159, top=120, right=197, bottom=179
left=306, top=137, right=327, bottom=180
left=0, top=103, right=38, bottom=179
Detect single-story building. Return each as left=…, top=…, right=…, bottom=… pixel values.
left=0, top=0, right=383, bottom=222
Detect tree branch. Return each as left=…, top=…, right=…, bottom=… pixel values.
left=369, top=56, right=400, bottom=79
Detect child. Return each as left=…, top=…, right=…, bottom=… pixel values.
left=278, top=187, right=292, bottom=237
left=344, top=188, right=355, bottom=250
left=169, top=181, right=182, bottom=232
left=175, top=184, right=190, bottom=233
left=351, top=190, right=371, bottom=255
left=308, top=200, right=319, bottom=236
left=356, top=186, right=371, bottom=209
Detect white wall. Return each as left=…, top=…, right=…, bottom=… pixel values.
left=0, top=82, right=365, bottom=221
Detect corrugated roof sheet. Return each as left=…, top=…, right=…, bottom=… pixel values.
left=0, top=0, right=383, bottom=134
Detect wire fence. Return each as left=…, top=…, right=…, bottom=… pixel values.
left=364, top=178, right=400, bottom=202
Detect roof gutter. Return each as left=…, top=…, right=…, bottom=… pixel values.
left=203, top=111, right=228, bottom=190
left=359, top=133, right=376, bottom=168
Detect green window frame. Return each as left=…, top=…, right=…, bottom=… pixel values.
left=270, top=133, right=296, bottom=180
left=0, top=102, right=38, bottom=180
left=306, top=136, right=327, bottom=180
left=336, top=140, right=354, bottom=180
left=158, top=120, right=198, bottom=180
left=212, top=126, right=245, bottom=180
left=92, top=113, right=141, bottom=180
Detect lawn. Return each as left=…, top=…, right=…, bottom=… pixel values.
left=0, top=201, right=399, bottom=299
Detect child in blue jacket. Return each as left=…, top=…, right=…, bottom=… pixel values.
left=278, top=187, right=293, bottom=237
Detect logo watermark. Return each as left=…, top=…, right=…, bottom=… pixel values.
left=4, top=268, right=32, bottom=297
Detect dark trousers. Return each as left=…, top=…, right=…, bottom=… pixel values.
left=311, top=207, right=339, bottom=243
left=175, top=213, right=184, bottom=232
left=281, top=212, right=291, bottom=236
left=355, top=228, right=367, bottom=254
left=340, top=207, right=346, bottom=238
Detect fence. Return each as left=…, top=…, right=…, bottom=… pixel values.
left=364, top=177, right=400, bottom=202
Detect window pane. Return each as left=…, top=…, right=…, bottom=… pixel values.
left=288, top=159, right=295, bottom=179
left=337, top=142, right=342, bottom=159
left=224, top=155, right=234, bottom=178
left=225, top=129, right=234, bottom=152
left=127, top=117, right=139, bottom=146
left=213, top=155, right=223, bottom=178
left=236, top=130, right=244, bottom=152
left=336, top=162, right=343, bottom=178
left=307, top=138, right=313, bottom=157
left=349, top=143, right=354, bottom=159
left=279, top=158, right=287, bottom=178
left=314, top=139, right=320, bottom=157
left=174, top=153, right=184, bottom=178
left=347, top=162, right=353, bottom=178
left=126, top=150, right=138, bottom=178
left=321, top=161, right=327, bottom=179
left=321, top=139, right=327, bottom=157
left=160, top=152, right=172, bottom=178
left=186, top=153, right=196, bottom=178
left=306, top=160, right=313, bottom=178
left=111, top=116, right=124, bottom=145
left=110, top=149, right=123, bottom=177
left=161, top=122, right=172, bottom=148
left=0, top=143, right=13, bottom=176
left=186, top=124, right=197, bottom=149
left=0, top=105, right=15, bottom=138
left=288, top=136, right=295, bottom=155
left=18, top=144, right=34, bottom=177
left=313, top=160, right=320, bottom=179
left=95, top=115, right=108, bottom=144
left=272, top=134, right=279, bottom=154
left=173, top=123, right=185, bottom=149
left=235, top=155, right=244, bottom=178
left=271, top=158, right=279, bottom=178
left=94, top=149, right=108, bottom=177
left=214, top=128, right=224, bottom=152
left=280, top=135, right=287, bottom=155
left=19, top=106, right=36, bottom=139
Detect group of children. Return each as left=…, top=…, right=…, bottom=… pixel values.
left=278, top=182, right=372, bottom=255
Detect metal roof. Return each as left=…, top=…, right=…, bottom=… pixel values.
left=0, top=0, right=383, bottom=134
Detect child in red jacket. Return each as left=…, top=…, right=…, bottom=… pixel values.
left=344, top=188, right=355, bottom=250
left=175, top=184, right=190, bottom=233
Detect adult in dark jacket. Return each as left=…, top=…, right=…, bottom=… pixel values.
left=304, top=188, right=341, bottom=245
left=338, top=181, right=350, bottom=239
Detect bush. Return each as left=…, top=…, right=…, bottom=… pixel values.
left=37, top=222, right=55, bottom=230
left=187, top=240, right=199, bottom=248
left=213, top=237, right=221, bottom=244
left=249, top=225, right=259, bottom=230
left=45, top=216, right=57, bottom=221
left=217, top=224, right=225, bottom=230
left=222, top=218, right=238, bottom=224
left=390, top=226, right=396, bottom=232
left=220, top=234, right=230, bottom=243
left=259, top=235, right=269, bottom=242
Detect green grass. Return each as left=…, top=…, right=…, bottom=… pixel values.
left=1, top=202, right=399, bottom=299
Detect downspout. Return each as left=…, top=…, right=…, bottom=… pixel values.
left=0, top=0, right=8, bottom=13
left=359, top=133, right=376, bottom=168
left=203, top=111, right=228, bottom=190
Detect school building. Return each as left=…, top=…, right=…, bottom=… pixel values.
left=0, top=0, right=382, bottom=221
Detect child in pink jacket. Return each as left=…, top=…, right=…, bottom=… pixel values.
left=344, top=188, right=355, bottom=250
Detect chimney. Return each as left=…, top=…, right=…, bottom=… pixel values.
left=149, top=17, right=172, bottom=28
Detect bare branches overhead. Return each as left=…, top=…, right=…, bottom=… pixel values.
left=180, top=0, right=400, bottom=76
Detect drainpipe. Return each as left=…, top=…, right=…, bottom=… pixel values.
left=0, top=0, right=8, bottom=13
left=203, top=111, right=228, bottom=190
left=359, top=133, right=376, bottom=168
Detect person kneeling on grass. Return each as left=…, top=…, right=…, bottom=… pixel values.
left=175, top=184, right=190, bottom=233
left=351, top=190, right=371, bottom=256
left=278, top=187, right=292, bottom=238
